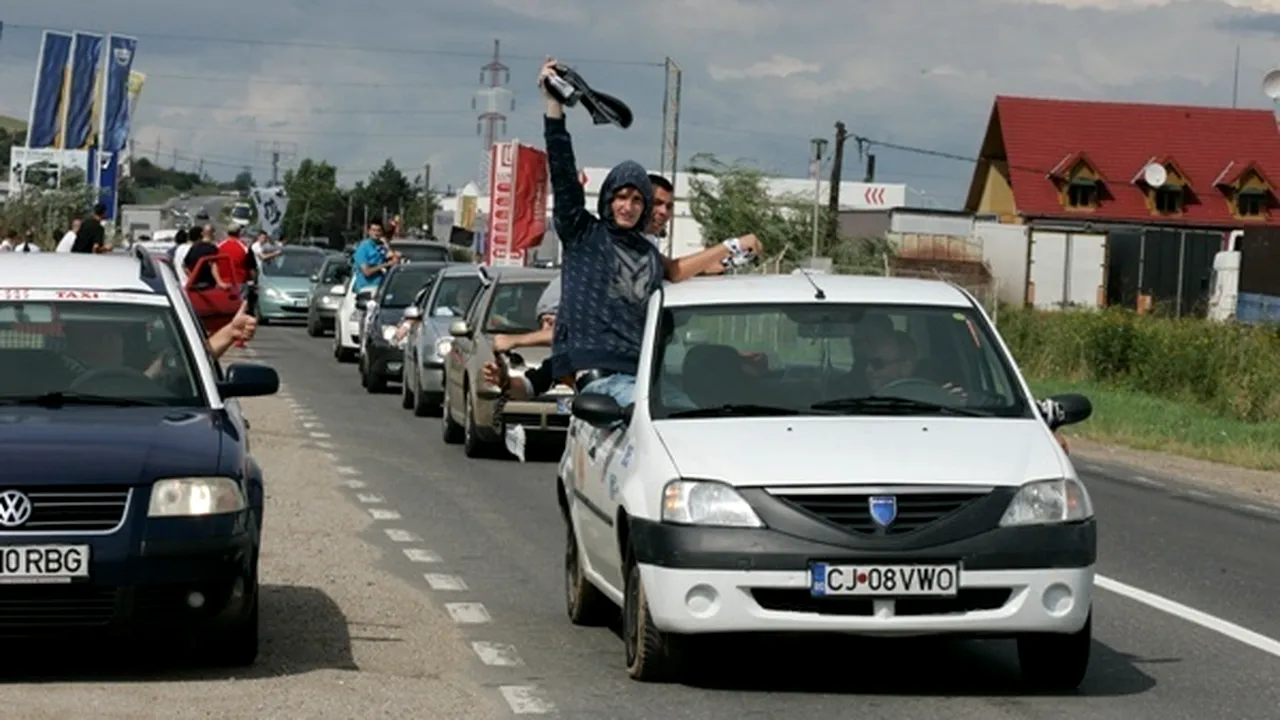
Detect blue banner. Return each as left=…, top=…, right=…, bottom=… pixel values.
left=99, top=35, right=137, bottom=154
left=27, top=30, right=73, bottom=149
left=63, top=32, right=104, bottom=150
left=87, top=148, right=120, bottom=221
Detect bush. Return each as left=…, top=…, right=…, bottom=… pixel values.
left=999, top=306, right=1280, bottom=422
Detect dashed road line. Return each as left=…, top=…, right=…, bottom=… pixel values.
left=356, top=493, right=385, bottom=504
left=309, top=431, right=332, bottom=439
left=302, top=421, right=323, bottom=429
left=499, top=686, right=556, bottom=715
left=314, top=440, right=336, bottom=450
left=336, top=466, right=361, bottom=476
left=340, top=478, right=368, bottom=489
left=384, top=528, right=422, bottom=543
left=369, top=508, right=401, bottom=520
left=471, top=641, right=523, bottom=666
left=424, top=573, right=468, bottom=591
left=1241, top=503, right=1280, bottom=519
left=445, top=602, right=492, bottom=624
left=403, top=548, right=442, bottom=563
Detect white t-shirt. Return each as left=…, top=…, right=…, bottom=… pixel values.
left=12, top=241, right=41, bottom=253
left=0, top=240, right=11, bottom=252
left=56, top=230, right=77, bottom=252
left=172, top=243, right=193, bottom=282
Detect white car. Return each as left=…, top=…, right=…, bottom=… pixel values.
left=332, top=278, right=368, bottom=363
left=558, top=273, right=1096, bottom=688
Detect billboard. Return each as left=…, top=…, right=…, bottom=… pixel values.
left=9, top=147, right=91, bottom=193
left=485, top=140, right=549, bottom=266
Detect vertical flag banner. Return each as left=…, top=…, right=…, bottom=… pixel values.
left=26, top=30, right=74, bottom=148
left=89, top=149, right=120, bottom=219
left=250, top=187, right=289, bottom=239
left=485, top=142, right=522, bottom=266
left=63, top=31, right=105, bottom=150
left=119, top=71, right=146, bottom=178
left=99, top=34, right=137, bottom=154
left=510, top=144, right=548, bottom=253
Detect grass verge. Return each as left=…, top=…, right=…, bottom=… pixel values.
left=1031, top=377, right=1280, bottom=472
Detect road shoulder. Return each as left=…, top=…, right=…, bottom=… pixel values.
left=1070, top=436, right=1280, bottom=506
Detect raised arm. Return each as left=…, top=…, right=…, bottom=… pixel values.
left=539, top=58, right=591, bottom=244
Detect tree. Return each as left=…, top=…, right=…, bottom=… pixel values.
left=0, top=186, right=95, bottom=248
left=356, top=159, right=417, bottom=229
left=282, top=158, right=344, bottom=241
left=233, top=170, right=254, bottom=194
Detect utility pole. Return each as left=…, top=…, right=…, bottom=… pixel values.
left=422, top=162, right=432, bottom=231
left=826, top=121, right=848, bottom=248
left=171, top=148, right=177, bottom=168
left=197, top=158, right=204, bottom=178
left=809, top=138, right=828, bottom=258
left=255, top=141, right=297, bottom=186
left=154, top=137, right=160, bottom=162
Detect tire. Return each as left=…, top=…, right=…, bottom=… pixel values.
left=400, top=366, right=415, bottom=409
left=306, top=312, right=324, bottom=337
left=623, top=551, right=682, bottom=682
left=1017, top=609, right=1092, bottom=691
left=564, top=510, right=613, bottom=626
left=208, top=579, right=259, bottom=667
left=333, top=329, right=356, bottom=363
left=362, top=359, right=386, bottom=393
left=258, top=316, right=270, bottom=326
left=462, top=387, right=488, bottom=458
left=441, top=381, right=464, bottom=444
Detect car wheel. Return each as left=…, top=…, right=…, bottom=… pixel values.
left=362, top=359, right=386, bottom=393
left=209, top=577, right=259, bottom=667
left=333, top=329, right=355, bottom=363
left=623, top=551, right=682, bottom=682
left=258, top=316, right=271, bottom=326
left=400, top=367, right=415, bottom=409
left=441, top=381, right=464, bottom=444
left=564, top=509, right=613, bottom=626
left=1017, top=609, right=1092, bottom=691
left=462, top=386, right=488, bottom=458
left=411, top=374, right=436, bottom=417
left=306, top=312, right=324, bottom=337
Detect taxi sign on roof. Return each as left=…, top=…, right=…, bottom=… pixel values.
left=0, top=289, right=170, bottom=306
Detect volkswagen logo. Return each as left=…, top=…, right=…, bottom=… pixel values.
left=0, top=490, right=32, bottom=528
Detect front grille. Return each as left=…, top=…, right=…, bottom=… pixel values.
left=752, top=588, right=1011, bottom=616
left=0, top=585, right=118, bottom=634
left=3, top=486, right=130, bottom=533
left=504, top=412, right=570, bottom=429
left=776, top=492, right=982, bottom=535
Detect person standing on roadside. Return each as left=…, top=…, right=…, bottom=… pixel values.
left=218, top=226, right=259, bottom=315
left=351, top=220, right=399, bottom=293
left=184, top=225, right=228, bottom=289
left=71, top=204, right=111, bottom=254
left=56, top=217, right=81, bottom=252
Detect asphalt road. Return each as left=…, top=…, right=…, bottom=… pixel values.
left=249, top=324, right=1280, bottom=719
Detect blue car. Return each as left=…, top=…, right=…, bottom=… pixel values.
left=0, top=251, right=279, bottom=665
left=257, top=246, right=329, bottom=324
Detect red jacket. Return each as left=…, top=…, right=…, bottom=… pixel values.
left=217, top=239, right=253, bottom=286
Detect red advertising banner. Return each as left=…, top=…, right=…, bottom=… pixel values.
left=485, top=141, right=520, bottom=266
left=485, top=140, right=549, bottom=266
left=511, top=144, right=548, bottom=253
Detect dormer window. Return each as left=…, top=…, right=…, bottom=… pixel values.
left=1067, top=179, right=1099, bottom=208
left=1154, top=186, right=1184, bottom=213
left=1214, top=161, right=1273, bottom=221
left=1133, top=157, right=1190, bottom=216
left=1238, top=188, right=1265, bottom=217
left=1049, top=152, right=1104, bottom=211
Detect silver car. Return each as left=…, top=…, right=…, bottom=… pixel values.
left=400, top=264, right=483, bottom=416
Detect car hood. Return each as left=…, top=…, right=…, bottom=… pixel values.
left=376, top=307, right=406, bottom=326
left=0, top=407, right=226, bottom=485
left=652, top=416, right=1064, bottom=488
left=262, top=276, right=312, bottom=293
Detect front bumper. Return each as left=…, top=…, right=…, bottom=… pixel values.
left=0, top=511, right=257, bottom=639
left=501, top=397, right=572, bottom=433
left=627, top=485, right=1096, bottom=637
left=365, top=343, right=403, bottom=379
left=259, top=294, right=310, bottom=321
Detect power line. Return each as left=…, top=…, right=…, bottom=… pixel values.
left=142, top=102, right=471, bottom=116
left=141, top=71, right=469, bottom=89
left=0, top=23, right=664, bottom=67
left=133, top=124, right=477, bottom=138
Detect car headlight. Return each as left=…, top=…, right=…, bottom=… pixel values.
left=435, top=338, right=452, bottom=357
left=661, top=479, right=764, bottom=528
left=999, top=478, right=1093, bottom=527
left=320, top=295, right=338, bottom=307
left=382, top=324, right=398, bottom=341
left=148, top=477, right=247, bottom=518
left=264, top=287, right=284, bottom=300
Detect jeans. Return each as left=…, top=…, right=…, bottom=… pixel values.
left=579, top=373, right=696, bottom=410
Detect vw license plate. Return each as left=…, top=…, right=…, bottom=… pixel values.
left=810, top=562, right=958, bottom=597
left=0, top=545, right=90, bottom=584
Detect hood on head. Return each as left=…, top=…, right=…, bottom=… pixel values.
left=597, top=160, right=653, bottom=232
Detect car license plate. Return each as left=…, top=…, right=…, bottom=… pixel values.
left=810, top=562, right=958, bottom=597
left=556, top=398, right=571, bottom=414
left=0, top=545, right=90, bottom=584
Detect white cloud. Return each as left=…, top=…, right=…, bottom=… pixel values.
left=708, top=54, right=820, bottom=82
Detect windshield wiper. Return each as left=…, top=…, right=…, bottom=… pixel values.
left=2, top=391, right=166, bottom=408
left=810, top=395, right=991, bottom=417
left=667, top=403, right=804, bottom=418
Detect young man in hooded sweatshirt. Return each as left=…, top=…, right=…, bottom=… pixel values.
left=538, top=58, right=760, bottom=407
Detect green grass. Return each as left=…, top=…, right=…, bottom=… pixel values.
left=1030, top=378, right=1280, bottom=471
left=0, top=114, right=25, bottom=133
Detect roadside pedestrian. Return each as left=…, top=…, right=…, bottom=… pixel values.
left=351, top=221, right=399, bottom=293
left=56, top=217, right=81, bottom=252
left=71, top=204, right=110, bottom=253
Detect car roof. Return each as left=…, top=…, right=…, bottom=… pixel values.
left=437, top=263, right=483, bottom=276
left=660, top=273, right=976, bottom=309
left=483, top=266, right=558, bottom=282
left=390, top=239, right=449, bottom=249
left=0, top=253, right=163, bottom=295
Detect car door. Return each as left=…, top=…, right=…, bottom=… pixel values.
left=446, top=282, right=489, bottom=423
left=574, top=421, right=630, bottom=579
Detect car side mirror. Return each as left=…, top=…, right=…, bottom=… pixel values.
left=329, top=284, right=346, bottom=295
left=217, top=362, right=280, bottom=399
left=403, top=305, right=423, bottom=320
left=448, top=320, right=471, bottom=337
left=355, top=290, right=373, bottom=304
left=1040, top=393, right=1092, bottom=431
left=571, top=392, right=632, bottom=428
left=309, top=273, right=319, bottom=282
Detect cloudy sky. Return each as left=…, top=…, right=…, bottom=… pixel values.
left=2, top=0, right=1279, bottom=207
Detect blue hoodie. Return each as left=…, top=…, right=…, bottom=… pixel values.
left=543, top=115, right=665, bottom=379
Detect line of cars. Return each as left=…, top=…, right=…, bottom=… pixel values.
left=295, top=252, right=1102, bottom=690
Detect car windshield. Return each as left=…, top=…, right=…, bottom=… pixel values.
left=393, top=244, right=450, bottom=263
left=261, top=249, right=325, bottom=278
left=650, top=302, right=1031, bottom=419
left=230, top=205, right=251, bottom=220
left=320, top=259, right=351, bottom=285
left=0, top=300, right=202, bottom=406
left=429, top=276, right=482, bottom=318
left=484, top=280, right=550, bottom=334
left=380, top=268, right=440, bottom=309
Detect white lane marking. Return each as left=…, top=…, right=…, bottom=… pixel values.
left=1130, top=475, right=1162, bottom=488
left=1241, top=503, right=1280, bottom=519
left=309, top=431, right=332, bottom=439
left=445, top=602, right=491, bottom=624
left=368, top=508, right=401, bottom=520
left=403, top=548, right=441, bottom=563
left=472, top=641, right=523, bottom=666
left=323, top=452, right=339, bottom=462
left=356, top=493, right=384, bottom=504
left=340, top=479, right=367, bottom=489
left=1096, top=575, right=1280, bottom=658
left=1081, top=463, right=1103, bottom=473
left=1182, top=489, right=1211, bottom=500
left=336, top=466, right=361, bottom=476
left=314, top=441, right=335, bottom=450
left=500, top=686, right=555, bottom=715
left=384, top=529, right=421, bottom=543
left=424, top=573, right=468, bottom=591
left=302, top=422, right=322, bottom=429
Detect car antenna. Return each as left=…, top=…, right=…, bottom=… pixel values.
left=795, top=267, right=827, bottom=300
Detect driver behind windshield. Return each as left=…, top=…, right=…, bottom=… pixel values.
left=865, top=331, right=918, bottom=393
left=63, top=320, right=179, bottom=382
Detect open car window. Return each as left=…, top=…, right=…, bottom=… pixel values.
left=379, top=268, right=441, bottom=309
left=429, top=276, right=482, bottom=318
left=484, top=280, right=550, bottom=334
left=649, top=302, right=1031, bottom=420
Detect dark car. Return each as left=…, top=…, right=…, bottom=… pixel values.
left=389, top=240, right=452, bottom=264
left=358, top=262, right=448, bottom=392
left=0, top=250, right=279, bottom=664
left=306, top=253, right=352, bottom=337
left=195, top=209, right=210, bottom=221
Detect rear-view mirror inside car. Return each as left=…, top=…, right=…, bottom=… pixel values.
left=217, top=363, right=280, bottom=399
